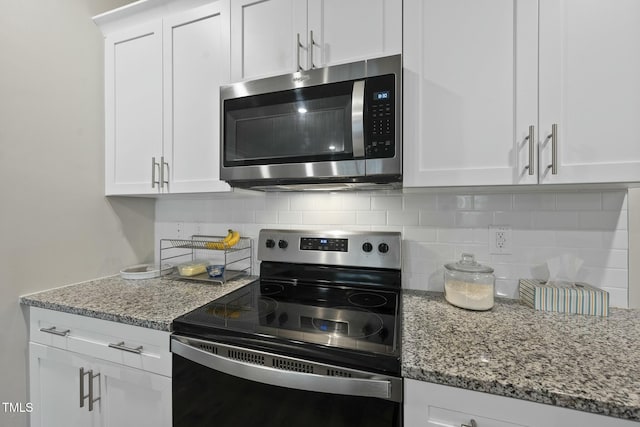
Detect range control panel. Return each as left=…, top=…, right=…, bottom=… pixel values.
left=258, top=229, right=401, bottom=270
left=300, top=237, right=348, bottom=252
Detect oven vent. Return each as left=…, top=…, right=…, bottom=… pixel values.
left=327, top=369, right=353, bottom=378
left=197, top=343, right=218, bottom=355
left=271, top=358, right=314, bottom=374
left=228, top=349, right=265, bottom=366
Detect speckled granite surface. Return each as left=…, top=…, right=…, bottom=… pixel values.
left=20, top=275, right=257, bottom=331
left=402, top=290, right=640, bottom=422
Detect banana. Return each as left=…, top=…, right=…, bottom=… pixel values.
left=205, top=229, right=240, bottom=250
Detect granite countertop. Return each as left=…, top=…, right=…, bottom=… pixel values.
left=402, top=290, right=640, bottom=422
left=20, top=274, right=257, bottom=331
left=21, top=277, right=640, bottom=421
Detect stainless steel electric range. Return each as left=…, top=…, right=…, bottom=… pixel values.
left=171, top=229, right=402, bottom=427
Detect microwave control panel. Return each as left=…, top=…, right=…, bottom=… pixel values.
left=365, top=74, right=396, bottom=159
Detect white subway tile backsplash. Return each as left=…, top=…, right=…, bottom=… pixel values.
left=473, top=194, right=512, bottom=211
left=371, top=195, right=403, bottom=211
left=455, top=211, right=493, bottom=228
left=387, top=210, right=419, bottom=226
left=255, top=210, right=278, bottom=224
left=277, top=211, right=303, bottom=224
left=493, top=211, right=533, bottom=229
left=602, top=191, right=627, bottom=210
left=579, top=211, right=627, bottom=230
left=419, top=210, right=456, bottom=227
left=513, top=230, right=556, bottom=247
left=402, top=226, right=437, bottom=242
left=513, top=193, right=556, bottom=211
left=156, top=189, right=630, bottom=307
left=437, top=194, right=473, bottom=210
left=556, top=192, right=602, bottom=211
left=403, top=193, right=438, bottom=210
left=302, top=211, right=356, bottom=225
left=555, top=230, right=604, bottom=248
left=356, top=211, right=386, bottom=225
left=437, top=228, right=476, bottom=243
left=532, top=211, right=580, bottom=230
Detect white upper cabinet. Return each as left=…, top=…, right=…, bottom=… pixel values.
left=403, top=0, right=538, bottom=187
left=230, top=0, right=401, bottom=81
left=404, top=0, right=640, bottom=188
left=163, top=3, right=231, bottom=193
left=98, top=1, right=231, bottom=196
left=538, top=0, right=640, bottom=184
left=105, top=22, right=163, bottom=195
left=306, top=0, right=402, bottom=69
left=230, top=0, right=307, bottom=80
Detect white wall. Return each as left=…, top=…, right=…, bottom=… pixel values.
left=156, top=189, right=629, bottom=307
left=0, top=1, right=149, bottom=426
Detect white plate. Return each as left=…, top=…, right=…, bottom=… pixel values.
left=120, top=263, right=173, bottom=280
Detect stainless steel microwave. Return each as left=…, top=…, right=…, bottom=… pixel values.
left=220, top=55, right=402, bottom=191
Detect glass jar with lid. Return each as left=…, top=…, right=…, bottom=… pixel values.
left=444, top=253, right=495, bottom=310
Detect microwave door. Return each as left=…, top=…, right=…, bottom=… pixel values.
left=223, top=80, right=364, bottom=181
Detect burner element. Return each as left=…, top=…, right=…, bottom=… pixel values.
left=348, top=292, right=388, bottom=308
left=260, top=283, right=285, bottom=296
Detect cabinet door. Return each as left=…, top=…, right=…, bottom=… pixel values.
left=403, top=0, right=538, bottom=187
left=104, top=22, right=163, bottom=195
left=97, top=358, right=171, bottom=427
left=538, top=0, right=640, bottom=184
left=230, top=0, right=307, bottom=81
left=307, top=0, right=401, bottom=68
left=29, top=342, right=100, bottom=427
left=163, top=2, right=231, bottom=193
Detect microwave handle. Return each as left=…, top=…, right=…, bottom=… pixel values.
left=351, top=80, right=365, bottom=158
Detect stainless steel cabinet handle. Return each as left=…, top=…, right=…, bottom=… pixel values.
left=160, top=156, right=169, bottom=188
left=461, top=420, right=477, bottom=427
left=524, top=125, right=535, bottom=175
left=546, top=123, right=558, bottom=175
left=88, top=371, right=100, bottom=412
left=109, top=341, right=143, bottom=354
left=39, top=326, right=70, bottom=337
left=79, top=368, right=99, bottom=410
left=351, top=80, right=365, bottom=158
left=151, top=157, right=160, bottom=188
left=296, top=33, right=303, bottom=71
left=309, top=30, right=317, bottom=69
left=80, top=367, right=87, bottom=408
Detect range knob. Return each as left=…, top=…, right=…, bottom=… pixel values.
left=378, top=242, right=389, bottom=254
left=362, top=242, right=373, bottom=253
left=265, top=239, right=275, bottom=248
left=278, top=239, right=289, bottom=249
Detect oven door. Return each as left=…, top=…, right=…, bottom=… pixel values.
left=172, top=336, right=402, bottom=427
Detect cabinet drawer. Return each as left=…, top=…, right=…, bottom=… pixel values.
left=30, top=307, right=171, bottom=377
left=427, top=406, right=526, bottom=427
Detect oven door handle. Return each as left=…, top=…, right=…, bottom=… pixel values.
left=171, top=338, right=401, bottom=402
left=351, top=80, right=366, bottom=158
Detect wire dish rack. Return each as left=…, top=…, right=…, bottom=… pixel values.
left=160, top=234, right=253, bottom=284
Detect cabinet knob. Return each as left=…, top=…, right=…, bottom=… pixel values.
left=461, top=420, right=477, bottom=427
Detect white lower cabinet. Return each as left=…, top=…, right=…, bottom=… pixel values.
left=28, top=308, right=172, bottom=427
left=405, top=379, right=636, bottom=427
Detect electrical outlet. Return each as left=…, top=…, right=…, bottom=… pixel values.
left=489, top=225, right=512, bottom=255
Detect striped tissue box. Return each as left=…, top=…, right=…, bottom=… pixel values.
left=519, top=279, right=609, bottom=316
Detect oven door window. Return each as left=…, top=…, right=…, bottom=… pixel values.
left=173, top=353, right=401, bottom=427
left=224, top=81, right=355, bottom=167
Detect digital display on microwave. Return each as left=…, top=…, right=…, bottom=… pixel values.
left=374, top=90, right=390, bottom=100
